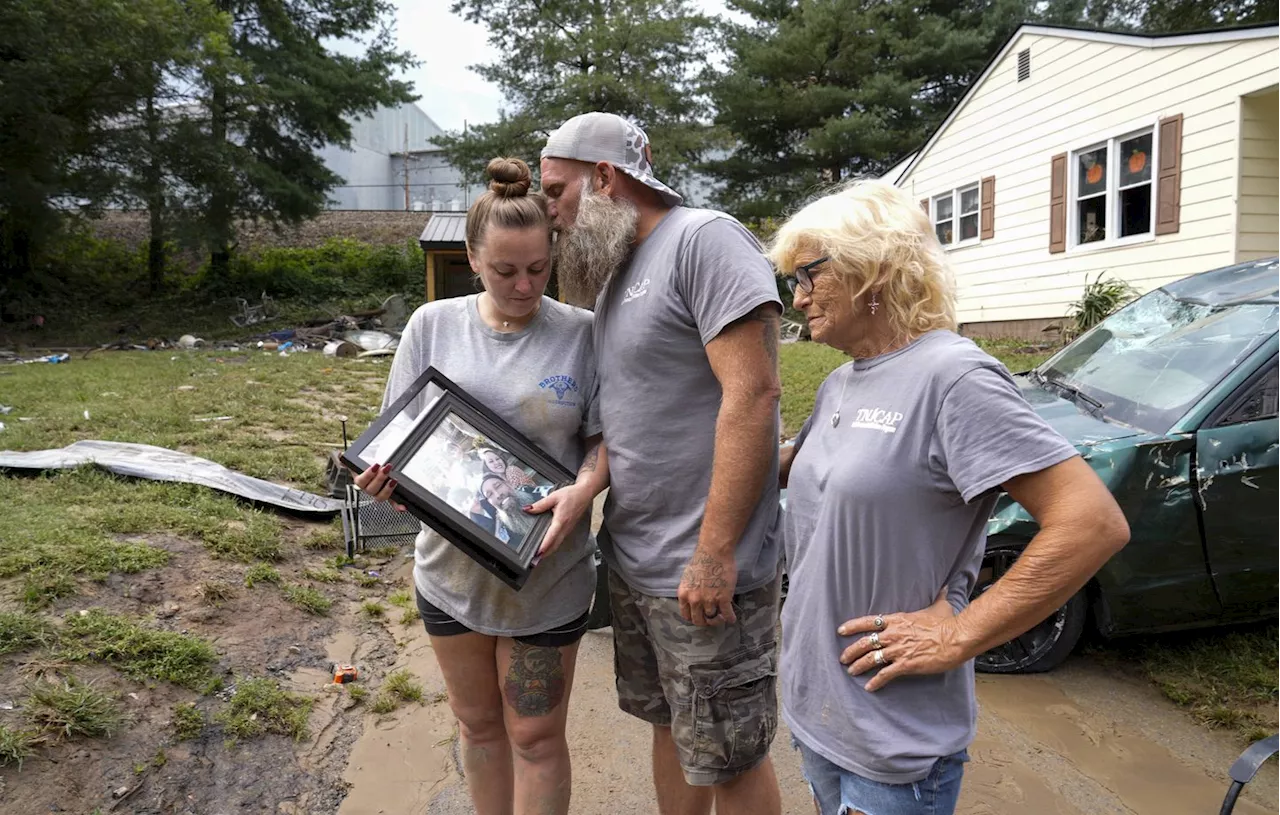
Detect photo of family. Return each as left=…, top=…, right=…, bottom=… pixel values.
left=397, top=411, right=555, bottom=551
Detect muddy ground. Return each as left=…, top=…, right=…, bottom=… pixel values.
left=335, top=554, right=1279, bottom=815
left=2, top=534, right=1275, bottom=815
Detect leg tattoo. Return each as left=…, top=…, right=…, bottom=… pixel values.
left=504, top=642, right=566, bottom=718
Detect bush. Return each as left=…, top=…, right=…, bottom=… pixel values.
left=190, top=238, right=423, bottom=302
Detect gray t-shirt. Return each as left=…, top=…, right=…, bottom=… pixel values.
left=781, top=331, right=1078, bottom=783
left=381, top=295, right=600, bottom=637
left=593, top=206, right=783, bottom=596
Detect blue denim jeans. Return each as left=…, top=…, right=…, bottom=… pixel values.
left=792, top=735, right=968, bottom=815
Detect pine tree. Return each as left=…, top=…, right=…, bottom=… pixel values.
left=707, top=0, right=1031, bottom=219
left=435, top=0, right=717, bottom=192
left=199, top=0, right=417, bottom=277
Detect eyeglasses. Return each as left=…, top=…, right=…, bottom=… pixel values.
left=783, top=256, right=830, bottom=295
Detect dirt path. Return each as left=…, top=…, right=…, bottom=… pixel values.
left=332, top=556, right=1277, bottom=815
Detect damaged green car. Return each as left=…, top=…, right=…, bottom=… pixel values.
left=979, top=257, right=1279, bottom=673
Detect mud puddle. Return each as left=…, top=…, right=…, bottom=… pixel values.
left=334, top=538, right=1275, bottom=814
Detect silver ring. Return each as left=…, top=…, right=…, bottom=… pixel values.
left=869, top=632, right=882, bottom=649
left=705, top=606, right=720, bottom=619
left=873, top=650, right=886, bottom=666
left=873, top=615, right=885, bottom=630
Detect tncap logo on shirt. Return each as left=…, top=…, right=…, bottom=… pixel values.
left=539, top=375, right=580, bottom=403
left=850, top=407, right=904, bottom=434
left=622, top=278, right=651, bottom=304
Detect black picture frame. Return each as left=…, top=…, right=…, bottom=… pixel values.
left=340, top=368, right=576, bottom=590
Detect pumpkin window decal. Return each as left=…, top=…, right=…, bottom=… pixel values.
left=1120, top=133, right=1153, bottom=186
left=1078, top=147, right=1107, bottom=193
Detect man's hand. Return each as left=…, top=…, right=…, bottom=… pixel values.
left=678, top=548, right=738, bottom=626
left=352, top=463, right=406, bottom=512
left=525, top=484, right=593, bottom=557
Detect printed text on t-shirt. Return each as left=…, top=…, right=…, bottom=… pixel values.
left=849, top=407, right=904, bottom=433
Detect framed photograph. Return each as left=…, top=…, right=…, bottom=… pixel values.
left=341, top=368, right=576, bottom=590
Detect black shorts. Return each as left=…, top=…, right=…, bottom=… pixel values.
left=414, top=589, right=588, bottom=648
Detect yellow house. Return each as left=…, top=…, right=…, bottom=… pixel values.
left=897, top=23, right=1279, bottom=338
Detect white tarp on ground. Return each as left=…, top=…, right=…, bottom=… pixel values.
left=0, top=440, right=345, bottom=515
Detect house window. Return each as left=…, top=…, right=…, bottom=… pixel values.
left=1071, top=127, right=1155, bottom=247
left=932, top=183, right=981, bottom=247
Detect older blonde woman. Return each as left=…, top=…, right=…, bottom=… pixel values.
left=771, top=181, right=1129, bottom=815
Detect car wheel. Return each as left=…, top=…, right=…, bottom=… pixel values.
left=972, top=543, right=1087, bottom=674
left=587, top=546, right=612, bottom=630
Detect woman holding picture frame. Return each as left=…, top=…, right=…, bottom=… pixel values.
left=354, top=157, right=608, bottom=815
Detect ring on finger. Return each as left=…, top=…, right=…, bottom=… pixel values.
left=705, top=606, right=720, bottom=619
left=873, top=650, right=886, bottom=667
left=869, top=632, right=883, bottom=649
left=873, top=615, right=886, bottom=630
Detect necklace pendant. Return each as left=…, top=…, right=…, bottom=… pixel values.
left=830, top=411, right=840, bottom=428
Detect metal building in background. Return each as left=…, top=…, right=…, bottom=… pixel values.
left=318, top=102, right=485, bottom=212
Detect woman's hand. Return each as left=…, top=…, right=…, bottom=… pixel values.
left=352, top=463, right=406, bottom=512
left=525, top=483, right=593, bottom=557
left=837, top=588, right=963, bottom=691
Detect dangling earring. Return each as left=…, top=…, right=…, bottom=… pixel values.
left=869, top=291, right=880, bottom=315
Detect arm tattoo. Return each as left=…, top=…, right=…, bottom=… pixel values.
left=578, top=442, right=601, bottom=475
left=503, top=642, right=566, bottom=717
left=728, top=303, right=780, bottom=369
left=680, top=552, right=730, bottom=590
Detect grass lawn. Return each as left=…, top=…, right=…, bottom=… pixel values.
left=0, top=349, right=402, bottom=784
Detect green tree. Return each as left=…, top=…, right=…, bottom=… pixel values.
left=1139, top=0, right=1277, bottom=29
left=436, top=0, right=718, bottom=192
left=199, top=0, right=417, bottom=277
left=707, top=0, right=1032, bottom=220
left=100, top=1, right=232, bottom=293
left=0, top=0, right=189, bottom=285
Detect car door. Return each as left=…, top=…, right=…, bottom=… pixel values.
left=1195, top=355, right=1279, bottom=619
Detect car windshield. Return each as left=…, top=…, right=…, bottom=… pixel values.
left=1039, top=289, right=1278, bottom=433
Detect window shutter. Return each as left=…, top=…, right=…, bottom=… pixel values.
left=920, top=198, right=929, bottom=216
left=980, top=176, right=996, bottom=240
left=1049, top=154, right=1067, bottom=253
left=1155, top=114, right=1183, bottom=235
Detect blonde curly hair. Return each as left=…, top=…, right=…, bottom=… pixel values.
left=768, top=180, right=958, bottom=336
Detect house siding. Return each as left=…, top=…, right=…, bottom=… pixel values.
left=1237, top=89, right=1279, bottom=261
left=902, top=33, right=1279, bottom=325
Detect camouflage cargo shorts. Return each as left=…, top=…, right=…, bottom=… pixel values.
left=608, top=568, right=781, bottom=786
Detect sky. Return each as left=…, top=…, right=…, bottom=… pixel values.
left=380, top=0, right=739, bottom=134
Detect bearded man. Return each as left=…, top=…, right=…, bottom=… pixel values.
left=540, top=112, right=784, bottom=815
left=480, top=473, right=541, bottom=549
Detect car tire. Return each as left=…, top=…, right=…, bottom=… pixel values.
left=972, top=542, right=1088, bottom=674
left=587, top=547, right=612, bottom=630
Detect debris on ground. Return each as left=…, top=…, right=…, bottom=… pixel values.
left=5, top=294, right=410, bottom=362
left=342, top=330, right=399, bottom=353
left=0, top=440, right=345, bottom=515
left=323, top=340, right=360, bottom=358
left=4, top=352, right=73, bottom=364
left=0, top=405, right=11, bottom=414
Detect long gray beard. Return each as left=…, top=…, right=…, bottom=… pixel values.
left=553, top=184, right=639, bottom=308
left=496, top=504, right=536, bottom=538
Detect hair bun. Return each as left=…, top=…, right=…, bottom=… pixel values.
left=486, top=157, right=532, bottom=198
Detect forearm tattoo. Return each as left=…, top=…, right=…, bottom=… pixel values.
left=578, top=442, right=601, bottom=476
left=503, top=642, right=566, bottom=718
